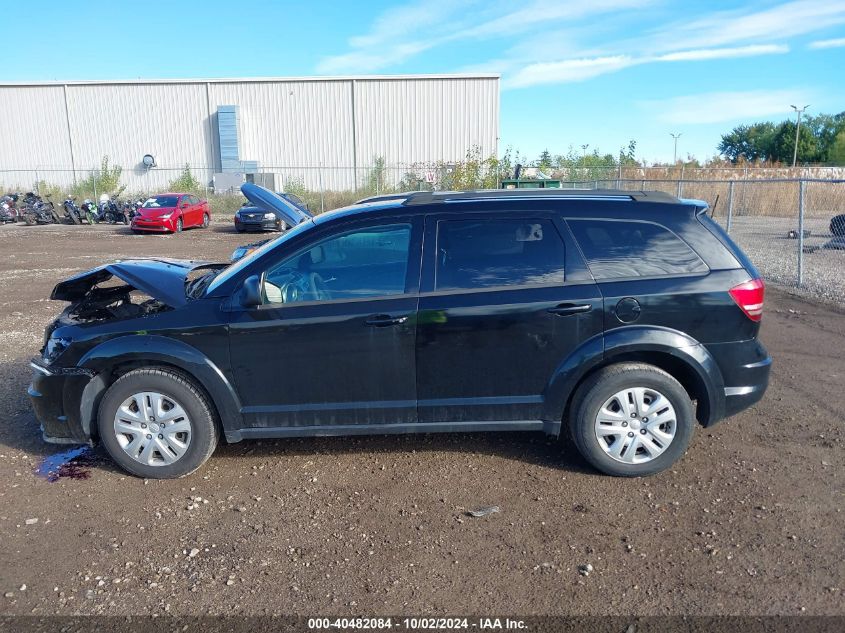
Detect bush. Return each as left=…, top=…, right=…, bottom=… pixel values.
left=71, top=156, right=124, bottom=199
left=167, top=164, right=204, bottom=194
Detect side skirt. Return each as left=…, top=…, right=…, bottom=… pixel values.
left=226, top=420, right=561, bottom=443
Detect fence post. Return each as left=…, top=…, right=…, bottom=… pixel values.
left=676, top=179, right=682, bottom=198
left=726, top=181, right=734, bottom=234
left=93, top=170, right=98, bottom=201
left=798, top=180, right=805, bottom=287
left=318, top=165, right=325, bottom=214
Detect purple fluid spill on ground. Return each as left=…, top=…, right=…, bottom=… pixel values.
left=35, top=446, right=97, bottom=482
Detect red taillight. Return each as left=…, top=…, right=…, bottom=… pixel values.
left=729, top=278, right=765, bottom=322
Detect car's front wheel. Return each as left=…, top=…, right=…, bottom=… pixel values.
left=175, top=217, right=183, bottom=233
left=97, top=368, right=218, bottom=478
left=569, top=363, right=695, bottom=477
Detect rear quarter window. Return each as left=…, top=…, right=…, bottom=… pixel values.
left=567, top=219, right=708, bottom=279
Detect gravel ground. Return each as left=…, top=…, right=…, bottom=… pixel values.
left=717, top=215, right=845, bottom=305
left=0, top=221, right=843, bottom=617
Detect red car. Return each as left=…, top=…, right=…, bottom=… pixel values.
left=131, top=193, right=210, bottom=233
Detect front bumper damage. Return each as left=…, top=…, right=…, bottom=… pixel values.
left=29, top=360, right=97, bottom=444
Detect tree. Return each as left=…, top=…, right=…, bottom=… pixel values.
left=768, top=121, right=817, bottom=164
left=829, top=129, right=845, bottom=166
left=717, top=123, right=776, bottom=163
left=537, top=149, right=552, bottom=170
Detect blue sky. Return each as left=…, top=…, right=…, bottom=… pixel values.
left=3, top=0, right=844, bottom=163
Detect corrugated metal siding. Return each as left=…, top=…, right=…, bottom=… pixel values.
left=353, top=77, right=499, bottom=167
left=0, top=76, right=498, bottom=192
left=65, top=82, right=211, bottom=175
left=0, top=85, right=72, bottom=172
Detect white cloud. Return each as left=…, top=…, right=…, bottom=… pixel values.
left=656, top=44, right=789, bottom=62
left=316, top=0, right=652, bottom=74
left=645, top=90, right=812, bottom=125
left=809, top=37, right=845, bottom=49
left=507, top=56, right=636, bottom=88
left=645, top=0, right=845, bottom=51
left=505, top=44, right=789, bottom=89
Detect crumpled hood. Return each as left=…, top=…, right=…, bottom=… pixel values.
left=51, top=258, right=225, bottom=308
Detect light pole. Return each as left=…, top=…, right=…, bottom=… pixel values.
left=581, top=144, right=589, bottom=163
left=790, top=104, right=809, bottom=167
left=670, top=133, right=682, bottom=164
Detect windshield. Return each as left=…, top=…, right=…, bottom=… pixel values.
left=206, top=220, right=316, bottom=294
left=143, top=196, right=179, bottom=208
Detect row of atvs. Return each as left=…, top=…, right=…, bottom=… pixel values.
left=1, top=193, right=143, bottom=226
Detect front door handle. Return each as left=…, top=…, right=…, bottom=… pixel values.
left=364, top=314, right=409, bottom=327
left=547, top=303, right=592, bottom=316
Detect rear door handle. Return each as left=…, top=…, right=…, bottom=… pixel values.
left=365, top=314, right=409, bottom=327
left=547, top=303, right=592, bottom=316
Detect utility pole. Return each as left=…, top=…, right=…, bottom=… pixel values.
left=790, top=104, right=810, bottom=167
left=670, top=132, right=682, bottom=164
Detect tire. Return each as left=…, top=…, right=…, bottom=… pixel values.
left=175, top=217, right=183, bottom=233
left=568, top=363, right=695, bottom=477
left=201, top=213, right=210, bottom=228
left=831, top=214, right=845, bottom=237
left=97, top=368, right=218, bottom=479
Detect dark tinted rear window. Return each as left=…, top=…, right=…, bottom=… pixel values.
left=436, top=219, right=565, bottom=290
left=568, top=219, right=707, bottom=279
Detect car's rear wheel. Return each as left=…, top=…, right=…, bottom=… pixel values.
left=568, top=363, right=695, bottom=477
left=97, top=368, right=218, bottom=479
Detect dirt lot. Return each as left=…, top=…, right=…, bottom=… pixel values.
left=0, top=221, right=842, bottom=617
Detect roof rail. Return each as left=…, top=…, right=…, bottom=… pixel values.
left=401, top=189, right=679, bottom=206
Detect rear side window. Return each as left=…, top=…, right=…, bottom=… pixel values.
left=436, top=218, right=565, bottom=290
left=567, top=219, right=708, bottom=279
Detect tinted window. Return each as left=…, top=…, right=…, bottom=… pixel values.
left=263, top=224, right=411, bottom=304
left=436, top=219, right=565, bottom=290
left=568, top=219, right=707, bottom=279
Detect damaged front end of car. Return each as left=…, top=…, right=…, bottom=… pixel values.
left=30, top=258, right=226, bottom=444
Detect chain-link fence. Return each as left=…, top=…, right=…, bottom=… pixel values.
left=2, top=164, right=843, bottom=303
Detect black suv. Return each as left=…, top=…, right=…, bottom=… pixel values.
left=29, top=185, right=771, bottom=479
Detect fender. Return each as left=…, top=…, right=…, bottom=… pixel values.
left=542, top=325, right=725, bottom=427
left=73, top=335, right=244, bottom=438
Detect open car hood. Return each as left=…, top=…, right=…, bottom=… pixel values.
left=241, top=183, right=311, bottom=226
left=51, top=258, right=226, bottom=308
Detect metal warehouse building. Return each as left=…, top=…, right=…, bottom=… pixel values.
left=0, top=74, right=499, bottom=192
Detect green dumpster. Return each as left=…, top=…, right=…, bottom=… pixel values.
left=501, top=179, right=561, bottom=189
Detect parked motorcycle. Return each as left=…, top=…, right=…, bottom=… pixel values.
left=80, top=199, right=98, bottom=224
left=1, top=193, right=20, bottom=223
left=20, top=192, right=61, bottom=225
left=97, top=194, right=128, bottom=224
left=62, top=196, right=82, bottom=225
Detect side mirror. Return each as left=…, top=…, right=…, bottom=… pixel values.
left=181, top=202, right=190, bottom=208
left=239, top=275, right=262, bottom=307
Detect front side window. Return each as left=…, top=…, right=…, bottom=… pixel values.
left=435, top=218, right=566, bottom=290
left=263, top=224, right=412, bottom=304
left=567, top=219, right=708, bottom=279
